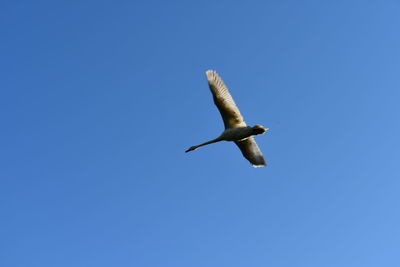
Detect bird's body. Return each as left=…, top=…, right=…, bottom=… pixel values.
left=185, top=70, right=268, bottom=167
left=219, top=126, right=253, bottom=141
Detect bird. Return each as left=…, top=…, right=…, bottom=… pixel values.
left=185, top=70, right=268, bottom=167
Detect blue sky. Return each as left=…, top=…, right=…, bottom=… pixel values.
left=1, top=1, right=400, bottom=266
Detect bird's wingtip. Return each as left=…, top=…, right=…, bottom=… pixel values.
left=252, top=163, right=266, bottom=168
left=205, top=69, right=217, bottom=78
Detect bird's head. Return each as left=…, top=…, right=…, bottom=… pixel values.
left=252, top=124, right=268, bottom=135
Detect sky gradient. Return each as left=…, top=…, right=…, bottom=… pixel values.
left=1, top=1, right=400, bottom=266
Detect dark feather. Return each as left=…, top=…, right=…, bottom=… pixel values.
left=235, top=137, right=266, bottom=167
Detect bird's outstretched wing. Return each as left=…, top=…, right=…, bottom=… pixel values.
left=206, top=70, right=246, bottom=129
left=235, top=137, right=266, bottom=167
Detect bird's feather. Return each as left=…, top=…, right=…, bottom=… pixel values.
left=235, top=137, right=266, bottom=167
left=206, top=70, right=246, bottom=129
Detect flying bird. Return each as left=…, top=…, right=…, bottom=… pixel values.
left=185, top=70, right=268, bottom=167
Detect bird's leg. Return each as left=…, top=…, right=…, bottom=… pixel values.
left=185, top=137, right=223, bottom=153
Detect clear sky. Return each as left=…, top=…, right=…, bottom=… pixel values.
left=1, top=1, right=400, bottom=266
